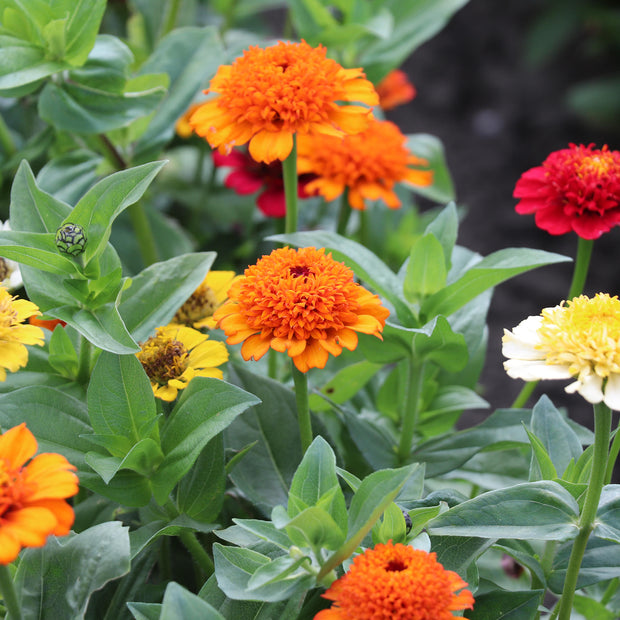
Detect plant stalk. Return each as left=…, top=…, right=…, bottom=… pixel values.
left=0, top=564, right=22, bottom=620
left=283, top=135, right=299, bottom=235
left=397, top=359, right=424, bottom=462
left=555, top=401, right=611, bottom=619
left=336, top=191, right=351, bottom=236
left=76, top=337, right=92, bottom=384
left=292, top=361, right=312, bottom=454
left=178, top=530, right=214, bottom=580
left=567, top=237, right=593, bottom=301
left=128, top=202, right=159, bottom=267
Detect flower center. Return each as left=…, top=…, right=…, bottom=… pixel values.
left=175, top=284, right=219, bottom=325
left=137, top=334, right=189, bottom=385
left=290, top=266, right=311, bottom=278
left=0, top=458, right=26, bottom=517
left=0, top=291, right=18, bottom=328
left=0, top=259, right=10, bottom=282
left=538, top=293, right=620, bottom=378
left=385, top=559, right=407, bottom=572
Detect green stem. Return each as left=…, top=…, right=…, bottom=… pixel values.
left=162, top=0, right=182, bottom=36
left=178, top=530, right=214, bottom=580
left=283, top=135, right=299, bottom=234
left=555, top=401, right=611, bottom=619
left=0, top=113, right=16, bottom=157
left=604, top=418, right=620, bottom=485
left=268, top=348, right=278, bottom=380
left=511, top=379, right=538, bottom=408
left=397, top=359, right=424, bottom=462
left=98, top=134, right=127, bottom=170
left=76, top=337, right=92, bottom=384
left=336, top=191, right=351, bottom=236
left=292, top=361, right=312, bottom=454
left=0, top=564, right=22, bottom=620
left=567, top=237, right=594, bottom=300
left=128, top=202, right=159, bottom=267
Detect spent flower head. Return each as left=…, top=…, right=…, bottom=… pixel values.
left=513, top=143, right=620, bottom=239
left=213, top=247, right=389, bottom=373
left=0, top=222, right=22, bottom=292
left=315, top=541, right=474, bottom=620
left=376, top=69, right=416, bottom=111
left=503, top=293, right=620, bottom=409
left=0, top=423, right=78, bottom=564
left=297, top=119, right=432, bottom=210
left=190, top=40, right=378, bottom=164
left=137, top=324, right=228, bottom=401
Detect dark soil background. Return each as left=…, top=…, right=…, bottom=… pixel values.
left=387, top=0, right=620, bottom=433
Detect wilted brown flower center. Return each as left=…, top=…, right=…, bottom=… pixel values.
left=137, top=334, right=189, bottom=384
left=174, top=283, right=219, bottom=325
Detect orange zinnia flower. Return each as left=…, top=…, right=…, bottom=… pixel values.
left=376, top=69, right=416, bottom=111
left=213, top=247, right=389, bottom=372
left=190, top=41, right=378, bottom=164
left=315, top=541, right=474, bottom=620
left=0, top=423, right=78, bottom=564
left=297, top=119, right=433, bottom=210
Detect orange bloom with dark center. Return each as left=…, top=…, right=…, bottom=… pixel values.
left=0, top=423, right=78, bottom=564
left=190, top=41, right=378, bottom=164
left=514, top=143, right=620, bottom=239
left=297, top=119, right=433, bottom=210
left=377, top=69, right=416, bottom=111
left=315, top=542, right=474, bottom=620
left=213, top=247, right=389, bottom=372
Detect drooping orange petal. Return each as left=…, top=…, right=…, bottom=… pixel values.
left=0, top=423, right=37, bottom=468
left=249, top=130, right=294, bottom=164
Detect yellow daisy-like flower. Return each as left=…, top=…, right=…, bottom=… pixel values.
left=297, top=119, right=433, bottom=210
left=503, top=293, right=620, bottom=409
left=213, top=247, right=389, bottom=373
left=172, top=271, right=238, bottom=330
left=315, top=541, right=474, bottom=620
left=136, top=325, right=229, bottom=401
left=0, top=286, right=44, bottom=381
left=189, top=40, right=378, bottom=164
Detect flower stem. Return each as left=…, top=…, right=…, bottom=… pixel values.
left=511, top=379, right=538, bottom=408
left=567, top=237, right=594, bottom=300
left=0, top=564, right=22, bottom=620
left=555, top=401, right=611, bottom=620
left=283, top=135, right=299, bottom=234
left=336, top=191, right=351, bottom=236
left=397, top=359, right=424, bottom=462
left=291, top=361, right=312, bottom=454
left=128, top=202, right=159, bottom=267
left=76, top=336, right=92, bottom=384
left=178, top=530, right=214, bottom=581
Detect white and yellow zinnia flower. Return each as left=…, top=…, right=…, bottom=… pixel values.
left=502, top=293, right=620, bottom=410
left=136, top=324, right=229, bottom=401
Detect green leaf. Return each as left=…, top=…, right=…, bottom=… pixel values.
left=594, top=485, right=620, bottom=543
left=160, top=582, right=225, bottom=620
left=133, top=26, right=223, bottom=159
left=525, top=427, right=558, bottom=481
left=424, top=202, right=458, bottom=272
left=406, top=134, right=455, bottom=203
left=274, top=504, right=346, bottom=550
left=429, top=481, right=580, bottom=540
left=373, top=501, right=407, bottom=544
left=268, top=231, right=415, bottom=324
left=572, top=593, right=618, bottom=620
left=151, top=378, right=260, bottom=504
left=430, top=535, right=494, bottom=576
left=62, top=0, right=107, bottom=66
left=225, top=366, right=304, bottom=516
left=217, top=519, right=293, bottom=552
left=48, top=323, right=78, bottom=377
left=463, top=589, right=544, bottom=620
left=309, top=360, right=381, bottom=412
left=343, top=408, right=398, bottom=469
left=64, top=160, right=166, bottom=265
left=86, top=438, right=163, bottom=483
left=421, top=248, right=571, bottom=318
left=0, top=386, right=91, bottom=469
left=244, top=554, right=315, bottom=602
left=87, top=351, right=158, bottom=449
left=14, top=522, right=130, bottom=620
left=404, top=233, right=447, bottom=300
left=119, top=252, right=215, bottom=341
left=79, top=469, right=153, bottom=507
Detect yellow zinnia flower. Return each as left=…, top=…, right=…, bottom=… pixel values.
left=0, top=286, right=44, bottom=381
left=0, top=423, right=79, bottom=565
left=189, top=40, right=378, bottom=164
left=503, top=293, right=620, bottom=409
left=136, top=325, right=229, bottom=401
left=172, top=271, right=238, bottom=330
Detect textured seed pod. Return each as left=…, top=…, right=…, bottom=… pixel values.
left=55, top=223, right=87, bottom=256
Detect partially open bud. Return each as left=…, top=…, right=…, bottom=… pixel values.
left=55, top=223, right=87, bottom=256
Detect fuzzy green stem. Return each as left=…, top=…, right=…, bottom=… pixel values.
left=555, top=401, right=611, bottom=619
left=397, top=359, right=424, bottom=462
left=604, top=418, right=620, bottom=485
left=336, top=191, right=351, bottom=236
left=0, top=564, right=22, bottom=620
left=567, top=237, right=593, bottom=300
left=178, top=530, right=214, bottom=580
left=268, top=348, right=278, bottom=380
left=292, top=361, right=312, bottom=454
left=283, top=135, right=299, bottom=234
left=98, top=134, right=127, bottom=170
left=76, top=337, right=92, bottom=384
left=128, top=202, right=159, bottom=267
left=0, top=114, right=16, bottom=158
left=511, top=379, right=538, bottom=408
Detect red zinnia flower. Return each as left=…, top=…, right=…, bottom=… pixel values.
left=376, top=70, right=416, bottom=111
left=315, top=541, right=474, bottom=620
left=213, top=150, right=311, bottom=218
left=513, top=143, right=620, bottom=239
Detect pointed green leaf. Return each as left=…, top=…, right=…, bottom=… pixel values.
left=463, top=589, right=544, bottom=620
left=525, top=427, right=558, bottom=481
left=594, top=485, right=620, bottom=543
left=160, top=582, right=225, bottom=620
left=48, top=323, right=79, bottom=378
left=404, top=233, right=447, bottom=301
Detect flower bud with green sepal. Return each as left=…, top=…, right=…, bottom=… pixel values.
left=55, top=224, right=87, bottom=257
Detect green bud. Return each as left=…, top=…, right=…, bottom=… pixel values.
left=55, top=223, right=87, bottom=256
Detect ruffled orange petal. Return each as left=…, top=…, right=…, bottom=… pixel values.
left=249, top=130, right=294, bottom=164
left=327, top=105, right=372, bottom=135
left=241, top=333, right=272, bottom=361
left=23, top=453, right=78, bottom=500
left=0, top=423, right=37, bottom=468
